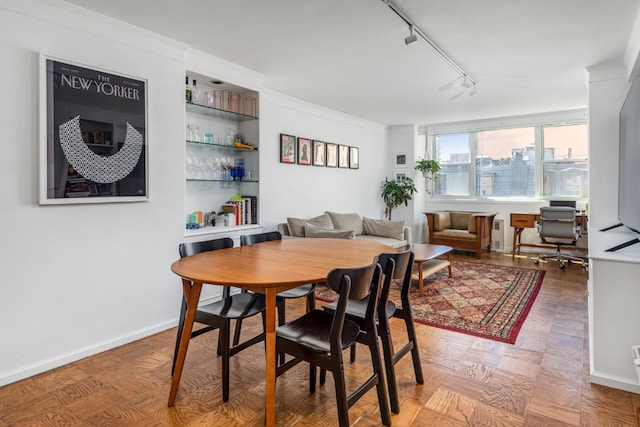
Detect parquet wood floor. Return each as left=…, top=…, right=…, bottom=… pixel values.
left=2, top=252, right=640, bottom=426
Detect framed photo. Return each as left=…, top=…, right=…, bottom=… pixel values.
left=312, top=140, right=326, bottom=166
left=39, top=55, right=148, bottom=204
left=394, top=170, right=408, bottom=181
left=394, top=152, right=408, bottom=168
left=349, top=146, right=359, bottom=169
left=280, top=133, right=296, bottom=163
left=297, top=137, right=311, bottom=165
left=326, top=143, right=338, bottom=168
left=338, top=145, right=349, bottom=168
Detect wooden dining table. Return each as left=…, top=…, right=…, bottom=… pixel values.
left=168, top=237, right=391, bottom=427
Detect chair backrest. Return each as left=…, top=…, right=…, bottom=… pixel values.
left=539, top=206, right=578, bottom=240
left=179, top=237, right=234, bottom=258
left=240, top=231, right=282, bottom=246
left=377, top=247, right=414, bottom=313
left=326, top=262, right=382, bottom=348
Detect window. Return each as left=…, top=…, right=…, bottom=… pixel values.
left=431, top=121, right=587, bottom=200
left=542, top=124, right=588, bottom=197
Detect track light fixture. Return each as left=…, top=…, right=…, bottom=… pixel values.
left=383, top=0, right=478, bottom=97
left=405, top=25, right=418, bottom=45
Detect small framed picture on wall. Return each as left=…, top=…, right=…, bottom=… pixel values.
left=326, top=143, right=338, bottom=167
left=394, top=170, right=408, bottom=181
left=312, top=140, right=326, bottom=166
left=338, top=145, right=349, bottom=168
left=394, top=152, right=408, bottom=168
left=349, top=146, right=359, bottom=169
left=297, top=137, right=311, bottom=165
left=280, top=133, right=296, bottom=163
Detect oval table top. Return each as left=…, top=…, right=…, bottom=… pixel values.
left=171, top=238, right=392, bottom=289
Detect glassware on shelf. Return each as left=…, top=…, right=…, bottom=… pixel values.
left=225, top=128, right=234, bottom=146
left=204, top=91, right=214, bottom=107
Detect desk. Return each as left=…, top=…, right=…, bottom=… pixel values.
left=510, top=212, right=588, bottom=260
left=169, top=238, right=390, bottom=427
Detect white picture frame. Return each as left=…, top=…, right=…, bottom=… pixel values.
left=39, top=54, right=148, bottom=205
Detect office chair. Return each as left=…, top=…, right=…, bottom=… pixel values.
left=534, top=206, right=586, bottom=269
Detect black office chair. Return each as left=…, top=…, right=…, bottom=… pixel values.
left=534, top=206, right=586, bottom=268
left=321, top=247, right=424, bottom=414
left=238, top=231, right=316, bottom=364
left=172, top=237, right=266, bottom=402
left=275, top=262, right=391, bottom=427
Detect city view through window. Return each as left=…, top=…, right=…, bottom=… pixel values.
left=433, top=123, right=588, bottom=198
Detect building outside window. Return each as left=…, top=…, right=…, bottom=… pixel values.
left=431, top=121, right=587, bottom=200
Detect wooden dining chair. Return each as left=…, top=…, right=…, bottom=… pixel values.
left=238, top=231, right=316, bottom=363
left=172, top=237, right=266, bottom=402
left=275, top=262, right=391, bottom=427
left=321, top=247, right=424, bottom=414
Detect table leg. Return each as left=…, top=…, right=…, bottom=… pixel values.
left=446, top=251, right=452, bottom=277
left=417, top=261, right=424, bottom=297
left=512, top=227, right=523, bottom=260
left=264, top=288, right=277, bottom=427
left=168, top=279, right=203, bottom=406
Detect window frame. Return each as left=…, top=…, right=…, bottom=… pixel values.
left=427, top=110, right=588, bottom=202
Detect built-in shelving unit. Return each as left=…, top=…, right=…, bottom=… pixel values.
left=184, top=71, right=261, bottom=243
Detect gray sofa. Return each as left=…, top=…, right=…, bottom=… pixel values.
left=277, top=211, right=411, bottom=249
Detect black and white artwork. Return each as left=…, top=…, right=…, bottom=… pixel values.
left=39, top=55, right=148, bottom=204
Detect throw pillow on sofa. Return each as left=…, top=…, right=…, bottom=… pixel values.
left=304, top=224, right=356, bottom=239
left=325, top=211, right=364, bottom=235
left=286, top=213, right=334, bottom=237
left=362, top=217, right=405, bottom=240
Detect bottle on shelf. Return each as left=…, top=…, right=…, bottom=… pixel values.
left=185, top=76, right=192, bottom=103
left=192, top=79, right=199, bottom=104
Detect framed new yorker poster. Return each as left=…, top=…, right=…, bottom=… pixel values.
left=297, top=137, right=311, bottom=165
left=326, top=143, right=338, bottom=167
left=280, top=133, right=296, bottom=163
left=312, top=140, right=326, bottom=166
left=39, top=55, right=148, bottom=204
left=349, top=146, right=359, bottom=169
left=338, top=145, right=349, bottom=168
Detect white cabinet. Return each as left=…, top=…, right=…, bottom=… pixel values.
left=588, top=227, right=640, bottom=393
left=184, top=71, right=259, bottom=242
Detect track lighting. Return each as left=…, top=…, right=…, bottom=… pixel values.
left=405, top=25, right=418, bottom=45
left=383, top=0, right=478, bottom=97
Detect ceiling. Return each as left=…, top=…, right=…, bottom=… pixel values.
left=62, top=0, right=639, bottom=126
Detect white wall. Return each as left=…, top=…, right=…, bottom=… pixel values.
left=0, top=0, right=390, bottom=386
left=259, top=90, right=388, bottom=230
left=0, top=1, right=187, bottom=385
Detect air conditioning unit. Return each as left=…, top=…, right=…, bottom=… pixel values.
left=491, top=219, right=505, bottom=252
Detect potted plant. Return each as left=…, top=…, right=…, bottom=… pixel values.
left=415, top=158, right=441, bottom=193
left=381, top=176, right=417, bottom=220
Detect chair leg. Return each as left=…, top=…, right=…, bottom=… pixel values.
left=277, top=298, right=286, bottom=365
left=309, top=364, right=316, bottom=394
left=378, top=318, right=399, bottom=414
left=232, top=319, right=243, bottom=347
left=366, top=331, right=391, bottom=426
left=404, top=314, right=424, bottom=384
left=171, top=296, right=188, bottom=376
left=319, top=367, right=326, bottom=386
left=331, top=370, right=350, bottom=427
left=220, top=320, right=231, bottom=402
left=349, top=343, right=356, bottom=363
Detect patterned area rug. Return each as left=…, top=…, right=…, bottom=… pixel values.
left=315, top=261, right=545, bottom=344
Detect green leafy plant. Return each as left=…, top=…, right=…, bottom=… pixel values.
left=415, top=158, right=441, bottom=193
left=381, top=177, right=417, bottom=220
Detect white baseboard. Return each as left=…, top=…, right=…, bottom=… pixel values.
left=590, top=370, right=640, bottom=394
left=0, top=319, right=176, bottom=387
